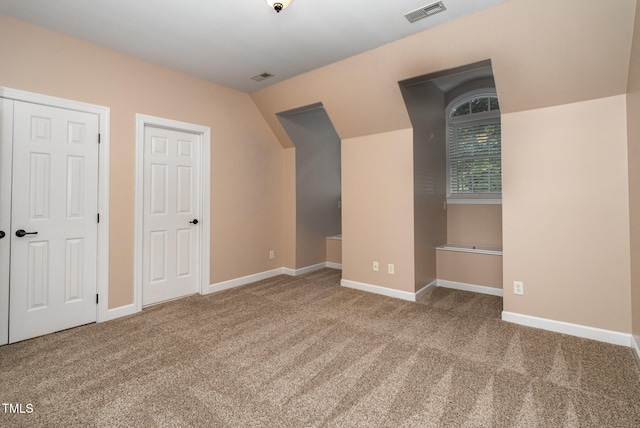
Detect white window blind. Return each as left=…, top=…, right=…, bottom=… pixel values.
left=448, top=117, right=501, bottom=195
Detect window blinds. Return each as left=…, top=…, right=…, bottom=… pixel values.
left=448, top=117, right=501, bottom=195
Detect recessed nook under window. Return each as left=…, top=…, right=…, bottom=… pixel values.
left=399, top=59, right=503, bottom=300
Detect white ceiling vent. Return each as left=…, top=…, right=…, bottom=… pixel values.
left=405, top=1, right=447, bottom=23
left=251, top=72, right=274, bottom=82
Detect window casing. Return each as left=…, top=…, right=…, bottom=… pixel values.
left=446, top=90, right=501, bottom=204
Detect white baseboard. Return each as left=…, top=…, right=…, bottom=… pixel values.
left=338, top=278, right=501, bottom=304
left=102, top=263, right=341, bottom=323
left=632, top=335, right=640, bottom=363
left=208, top=268, right=284, bottom=294
left=104, top=303, right=137, bottom=321
left=502, top=311, right=632, bottom=347
left=415, top=280, right=438, bottom=300
left=340, top=279, right=418, bottom=302
left=209, top=262, right=340, bottom=294
left=437, top=279, right=503, bottom=297
left=283, top=262, right=332, bottom=276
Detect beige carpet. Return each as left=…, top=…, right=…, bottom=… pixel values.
left=1, top=268, right=639, bottom=427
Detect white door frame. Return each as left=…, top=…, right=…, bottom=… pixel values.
left=0, top=86, right=110, bottom=329
left=134, top=114, right=211, bottom=312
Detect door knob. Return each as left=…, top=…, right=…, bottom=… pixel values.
left=189, top=219, right=199, bottom=225
left=15, top=229, right=38, bottom=238
left=0, top=231, right=4, bottom=239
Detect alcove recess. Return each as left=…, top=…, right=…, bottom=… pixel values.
left=399, top=60, right=503, bottom=295
left=277, top=103, right=342, bottom=271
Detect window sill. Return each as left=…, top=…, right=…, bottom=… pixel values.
left=446, top=198, right=502, bottom=205
left=436, top=244, right=503, bottom=256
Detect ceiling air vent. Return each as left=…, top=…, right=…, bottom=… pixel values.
left=405, top=1, right=447, bottom=23
left=251, top=72, right=274, bottom=82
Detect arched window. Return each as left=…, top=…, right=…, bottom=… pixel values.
left=446, top=90, right=501, bottom=202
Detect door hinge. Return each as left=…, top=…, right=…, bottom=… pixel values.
left=98, top=133, right=101, bottom=144
left=96, top=294, right=99, bottom=304
left=97, top=213, right=100, bottom=223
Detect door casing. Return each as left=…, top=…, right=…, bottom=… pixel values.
left=0, top=87, right=111, bottom=346
left=134, top=114, right=211, bottom=312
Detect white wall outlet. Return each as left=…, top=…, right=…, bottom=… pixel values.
left=269, top=250, right=275, bottom=260
left=388, top=264, right=395, bottom=275
left=373, top=261, right=379, bottom=272
left=514, top=281, right=524, bottom=295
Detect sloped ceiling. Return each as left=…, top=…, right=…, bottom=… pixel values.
left=250, top=0, right=637, bottom=147
left=0, top=0, right=509, bottom=93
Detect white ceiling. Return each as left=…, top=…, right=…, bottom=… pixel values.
left=0, top=0, right=509, bottom=92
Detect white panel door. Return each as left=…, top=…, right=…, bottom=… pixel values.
left=143, top=126, right=200, bottom=306
left=9, top=101, right=99, bottom=343
left=0, top=99, right=13, bottom=346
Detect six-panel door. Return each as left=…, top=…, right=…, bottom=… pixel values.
left=9, top=101, right=99, bottom=343
left=142, top=126, right=201, bottom=306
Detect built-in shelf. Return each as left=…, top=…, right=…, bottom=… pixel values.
left=436, top=244, right=502, bottom=256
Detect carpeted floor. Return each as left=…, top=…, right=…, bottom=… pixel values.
left=1, top=268, right=639, bottom=427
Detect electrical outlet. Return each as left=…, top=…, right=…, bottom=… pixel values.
left=269, top=250, right=275, bottom=260
left=388, top=264, right=395, bottom=275
left=373, top=261, right=379, bottom=272
left=514, top=281, right=524, bottom=295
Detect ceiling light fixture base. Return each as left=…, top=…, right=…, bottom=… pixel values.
left=265, top=0, right=293, bottom=13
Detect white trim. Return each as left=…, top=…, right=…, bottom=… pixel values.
left=436, top=245, right=502, bottom=256
left=446, top=198, right=502, bottom=205
left=631, top=335, right=640, bottom=364
left=134, top=114, right=211, bottom=313
left=437, top=279, right=504, bottom=296
left=0, top=98, right=13, bottom=346
left=209, top=262, right=340, bottom=294
left=105, top=304, right=136, bottom=321
left=502, top=311, right=632, bottom=347
left=208, top=268, right=284, bottom=294
left=283, top=262, right=343, bottom=275
left=284, top=263, right=327, bottom=276
left=415, top=280, right=438, bottom=299
left=340, top=279, right=418, bottom=302
left=0, top=87, right=111, bottom=323
left=446, top=89, right=499, bottom=119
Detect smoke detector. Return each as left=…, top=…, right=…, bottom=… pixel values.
left=405, top=1, right=447, bottom=23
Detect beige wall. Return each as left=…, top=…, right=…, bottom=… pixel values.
left=401, top=82, right=447, bottom=292
left=326, top=239, right=342, bottom=265
left=0, top=15, right=284, bottom=308
left=342, top=129, right=415, bottom=292
left=628, top=1, right=640, bottom=340
left=436, top=250, right=502, bottom=289
left=447, top=205, right=502, bottom=249
left=2, top=0, right=636, bottom=338
left=250, top=0, right=635, bottom=147
left=281, top=148, right=297, bottom=270
left=250, top=0, right=636, bottom=333
left=502, top=95, right=631, bottom=332
left=439, top=204, right=503, bottom=290
left=278, top=107, right=342, bottom=269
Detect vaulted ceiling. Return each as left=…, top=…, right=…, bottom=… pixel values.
left=0, top=0, right=509, bottom=92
